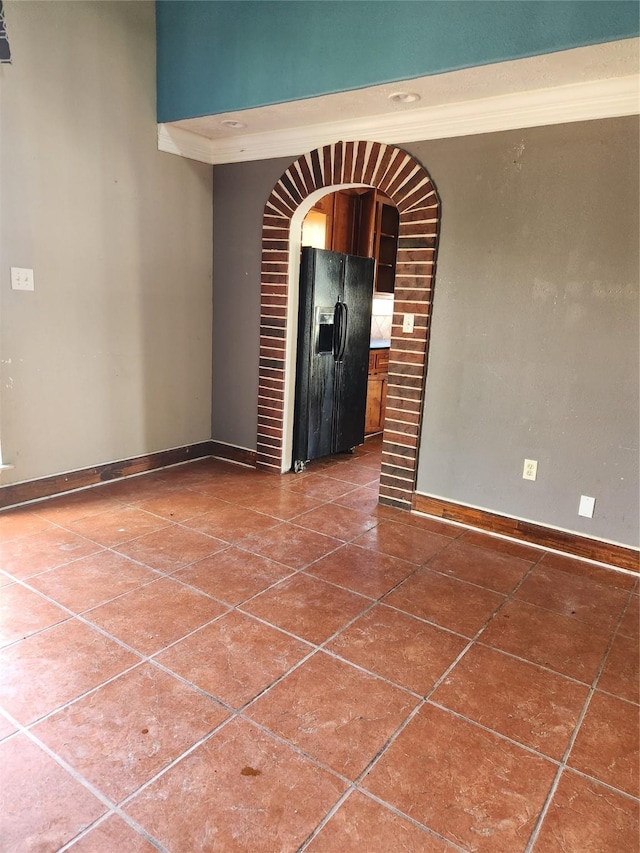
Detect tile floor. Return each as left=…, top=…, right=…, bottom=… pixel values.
left=0, top=436, right=638, bottom=852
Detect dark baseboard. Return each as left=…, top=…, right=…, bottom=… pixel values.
left=210, top=442, right=257, bottom=468
left=412, top=493, right=639, bottom=574
left=0, top=442, right=217, bottom=509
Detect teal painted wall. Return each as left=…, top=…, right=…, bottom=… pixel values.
left=157, top=0, right=639, bottom=122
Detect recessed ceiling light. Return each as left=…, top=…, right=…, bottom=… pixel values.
left=388, top=92, right=421, bottom=104
left=222, top=120, right=246, bottom=129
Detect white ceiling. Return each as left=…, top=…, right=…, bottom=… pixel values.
left=159, top=39, right=640, bottom=164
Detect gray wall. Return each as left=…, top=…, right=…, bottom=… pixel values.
left=211, top=117, right=638, bottom=547
left=408, top=120, right=638, bottom=546
left=212, top=157, right=291, bottom=450
left=0, top=1, right=213, bottom=484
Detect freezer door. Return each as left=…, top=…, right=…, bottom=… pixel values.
left=293, top=248, right=343, bottom=465
left=333, top=254, right=375, bottom=453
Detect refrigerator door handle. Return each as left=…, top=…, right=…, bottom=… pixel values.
left=332, top=301, right=342, bottom=362
left=332, top=302, right=348, bottom=362
left=338, top=302, right=348, bottom=361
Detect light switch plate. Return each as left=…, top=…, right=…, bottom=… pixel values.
left=11, top=267, right=34, bottom=291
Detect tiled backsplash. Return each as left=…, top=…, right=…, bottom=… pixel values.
left=371, top=295, right=393, bottom=343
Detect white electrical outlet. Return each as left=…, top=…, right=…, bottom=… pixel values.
left=523, top=459, right=538, bottom=481
left=578, top=495, right=596, bottom=518
left=402, top=313, right=414, bottom=333
left=11, top=267, right=34, bottom=291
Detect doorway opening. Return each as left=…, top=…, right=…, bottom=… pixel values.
left=300, top=188, right=397, bottom=441
left=256, top=141, right=440, bottom=510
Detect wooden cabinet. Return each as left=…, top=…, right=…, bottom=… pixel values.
left=372, top=199, right=399, bottom=294
left=365, top=348, right=389, bottom=434
left=301, top=189, right=399, bottom=294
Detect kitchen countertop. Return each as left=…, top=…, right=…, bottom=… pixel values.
left=370, top=339, right=390, bottom=350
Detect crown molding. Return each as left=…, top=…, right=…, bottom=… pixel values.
left=158, top=76, right=640, bottom=165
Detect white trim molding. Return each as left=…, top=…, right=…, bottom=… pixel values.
left=158, top=76, right=640, bottom=165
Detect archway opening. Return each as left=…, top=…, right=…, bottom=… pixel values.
left=257, top=141, right=440, bottom=509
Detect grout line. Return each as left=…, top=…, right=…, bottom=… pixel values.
left=522, top=589, right=634, bottom=852
left=2, top=451, right=636, bottom=851
left=9, top=719, right=171, bottom=853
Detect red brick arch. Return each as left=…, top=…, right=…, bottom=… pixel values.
left=257, top=141, right=440, bottom=509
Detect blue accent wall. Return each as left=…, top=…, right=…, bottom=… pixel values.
left=157, top=1, right=640, bottom=123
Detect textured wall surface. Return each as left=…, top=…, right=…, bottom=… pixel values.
left=410, top=118, right=639, bottom=546
left=0, top=1, right=213, bottom=483
left=210, top=118, right=638, bottom=546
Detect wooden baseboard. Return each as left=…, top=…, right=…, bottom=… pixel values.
left=0, top=442, right=216, bottom=509
left=210, top=442, right=257, bottom=468
left=412, top=493, right=639, bottom=573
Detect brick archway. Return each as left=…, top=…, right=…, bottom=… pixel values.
left=257, top=141, right=440, bottom=509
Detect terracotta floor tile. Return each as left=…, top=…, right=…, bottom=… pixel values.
left=231, top=485, right=324, bottom=519
left=247, top=652, right=417, bottom=779
left=193, top=479, right=279, bottom=506
left=597, top=632, right=639, bottom=704
left=294, top=504, right=378, bottom=541
left=459, top=529, right=543, bottom=561
left=384, top=568, right=505, bottom=637
left=0, top=528, right=102, bottom=579
left=375, top=505, right=462, bottom=538
left=426, top=540, right=533, bottom=593
left=568, top=691, right=639, bottom=796
left=68, top=814, right=159, bottom=853
left=85, top=577, right=227, bottom=656
left=307, top=790, right=450, bottom=852
left=183, top=502, right=280, bottom=541
left=0, top=713, right=17, bottom=740
left=285, top=473, right=357, bottom=501
left=333, top=485, right=380, bottom=514
left=307, top=544, right=415, bottom=599
left=29, top=550, right=158, bottom=612
left=131, top=488, right=224, bottom=522
left=536, top=551, right=637, bottom=591
left=363, top=703, right=556, bottom=853
left=174, top=547, right=291, bottom=605
left=618, top=593, right=639, bottom=640
left=353, top=521, right=451, bottom=564
left=480, top=599, right=611, bottom=683
left=0, top=508, right=55, bottom=543
left=34, top=663, right=228, bottom=802
left=0, top=583, right=69, bottom=648
left=31, top=489, right=123, bottom=524
left=327, top=604, right=467, bottom=695
left=65, top=505, right=173, bottom=547
left=241, top=573, right=370, bottom=644
left=98, top=473, right=183, bottom=503
left=0, top=572, right=13, bottom=587
left=0, top=734, right=106, bottom=852
left=114, top=525, right=226, bottom=572
left=0, top=619, right=139, bottom=725
left=156, top=611, right=311, bottom=708
left=125, top=717, right=346, bottom=853
left=532, top=770, right=640, bottom=852
left=432, top=645, right=589, bottom=760
left=321, top=463, right=380, bottom=486
left=514, top=564, right=628, bottom=631
left=236, top=523, right=342, bottom=570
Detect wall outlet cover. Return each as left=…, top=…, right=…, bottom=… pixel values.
left=11, top=267, right=34, bottom=291
left=402, top=313, right=414, bottom=333
left=523, top=459, right=538, bottom=481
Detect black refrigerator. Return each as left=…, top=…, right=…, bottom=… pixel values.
left=292, top=247, right=375, bottom=471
